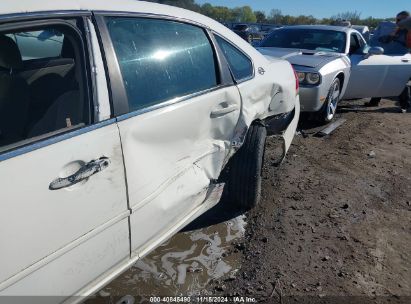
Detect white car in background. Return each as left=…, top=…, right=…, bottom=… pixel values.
left=0, top=0, right=299, bottom=302
left=258, top=25, right=411, bottom=122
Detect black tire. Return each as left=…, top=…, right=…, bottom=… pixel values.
left=225, top=124, right=267, bottom=210
left=318, top=78, right=341, bottom=123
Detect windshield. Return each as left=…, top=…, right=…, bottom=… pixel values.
left=260, top=28, right=347, bottom=53
left=233, top=24, right=248, bottom=31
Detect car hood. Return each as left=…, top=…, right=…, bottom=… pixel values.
left=257, top=47, right=342, bottom=68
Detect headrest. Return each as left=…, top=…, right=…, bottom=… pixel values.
left=0, top=35, right=23, bottom=70
left=61, top=36, right=75, bottom=58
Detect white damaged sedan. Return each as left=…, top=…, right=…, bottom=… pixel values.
left=0, top=0, right=299, bottom=302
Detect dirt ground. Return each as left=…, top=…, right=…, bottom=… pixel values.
left=209, top=98, right=411, bottom=303
left=89, top=98, right=411, bottom=304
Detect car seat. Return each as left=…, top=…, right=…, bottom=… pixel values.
left=28, top=90, right=82, bottom=137
left=27, top=35, right=84, bottom=138
left=26, top=36, right=77, bottom=128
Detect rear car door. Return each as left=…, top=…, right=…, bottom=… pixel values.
left=96, top=15, right=241, bottom=258
left=345, top=32, right=411, bottom=99
left=0, top=16, right=129, bottom=297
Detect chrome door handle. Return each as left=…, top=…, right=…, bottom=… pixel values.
left=210, top=104, right=239, bottom=118
left=49, top=157, right=110, bottom=190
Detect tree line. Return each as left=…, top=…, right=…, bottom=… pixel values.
left=146, top=0, right=391, bottom=28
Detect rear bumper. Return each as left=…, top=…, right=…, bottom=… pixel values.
left=265, top=97, right=300, bottom=156
left=265, top=108, right=295, bottom=135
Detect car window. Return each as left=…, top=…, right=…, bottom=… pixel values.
left=0, top=24, right=90, bottom=152
left=215, top=35, right=253, bottom=81
left=9, top=30, right=64, bottom=61
left=260, top=28, right=347, bottom=53
left=106, top=17, right=218, bottom=112
left=356, top=33, right=366, bottom=49
left=350, top=33, right=361, bottom=53
left=369, top=21, right=409, bottom=55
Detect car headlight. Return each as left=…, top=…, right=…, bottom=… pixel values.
left=306, top=73, right=321, bottom=85
left=296, top=72, right=306, bottom=83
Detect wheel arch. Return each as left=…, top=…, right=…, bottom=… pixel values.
left=221, top=122, right=267, bottom=209
left=335, top=72, right=345, bottom=94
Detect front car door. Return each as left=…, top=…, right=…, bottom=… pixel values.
left=344, top=32, right=411, bottom=99
left=0, top=15, right=129, bottom=298
left=375, top=51, right=411, bottom=98
left=95, top=14, right=241, bottom=258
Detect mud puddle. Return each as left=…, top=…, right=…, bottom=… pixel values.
left=86, top=203, right=246, bottom=303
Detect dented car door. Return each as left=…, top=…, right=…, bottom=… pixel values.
left=0, top=17, right=129, bottom=297
left=96, top=15, right=241, bottom=257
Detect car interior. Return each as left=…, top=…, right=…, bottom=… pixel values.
left=0, top=24, right=87, bottom=151
left=349, top=33, right=363, bottom=54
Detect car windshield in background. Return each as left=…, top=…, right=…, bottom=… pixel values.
left=233, top=24, right=248, bottom=31
left=261, top=28, right=346, bottom=53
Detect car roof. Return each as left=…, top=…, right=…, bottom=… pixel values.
left=280, top=25, right=352, bottom=33
left=0, top=0, right=269, bottom=64
left=0, top=0, right=208, bottom=26
left=0, top=0, right=225, bottom=40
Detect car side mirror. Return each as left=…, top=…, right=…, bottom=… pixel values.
left=363, top=46, right=384, bottom=59
left=368, top=46, right=384, bottom=56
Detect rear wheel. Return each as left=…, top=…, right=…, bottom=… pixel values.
left=319, top=78, right=341, bottom=123
left=224, top=124, right=267, bottom=210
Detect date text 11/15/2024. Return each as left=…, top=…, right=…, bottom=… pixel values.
left=149, top=296, right=257, bottom=303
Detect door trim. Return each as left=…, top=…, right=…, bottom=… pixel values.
left=0, top=118, right=116, bottom=163
left=0, top=11, right=92, bottom=24
left=92, top=14, right=129, bottom=116
left=115, top=85, right=234, bottom=122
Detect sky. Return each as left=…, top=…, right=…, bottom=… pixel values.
left=195, top=0, right=410, bottom=19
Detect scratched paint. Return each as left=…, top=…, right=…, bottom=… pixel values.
left=86, top=209, right=246, bottom=303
